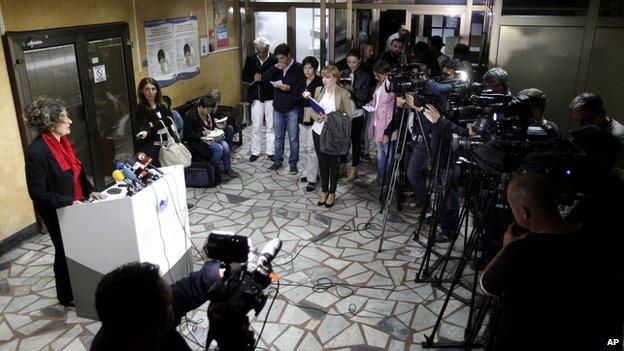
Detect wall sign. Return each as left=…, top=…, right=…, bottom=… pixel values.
left=145, top=16, right=200, bottom=87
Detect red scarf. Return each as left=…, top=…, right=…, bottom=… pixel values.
left=42, top=132, right=84, bottom=201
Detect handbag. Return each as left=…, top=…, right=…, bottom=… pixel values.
left=184, top=162, right=219, bottom=188
left=159, top=127, right=192, bottom=168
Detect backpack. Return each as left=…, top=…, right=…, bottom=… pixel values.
left=184, top=162, right=220, bottom=188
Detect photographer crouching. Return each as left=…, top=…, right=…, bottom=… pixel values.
left=90, top=260, right=223, bottom=350
left=480, top=173, right=623, bottom=351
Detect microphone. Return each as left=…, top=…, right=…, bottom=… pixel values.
left=112, top=170, right=138, bottom=194
left=135, top=152, right=164, bottom=175
left=126, top=158, right=159, bottom=184
left=116, top=162, right=146, bottom=187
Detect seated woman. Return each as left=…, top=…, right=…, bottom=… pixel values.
left=184, top=96, right=237, bottom=179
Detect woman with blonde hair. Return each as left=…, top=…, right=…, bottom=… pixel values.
left=304, top=65, right=353, bottom=208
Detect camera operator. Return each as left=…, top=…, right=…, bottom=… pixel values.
left=481, top=173, right=623, bottom=351
left=482, top=67, right=511, bottom=95
left=90, top=260, right=223, bottom=350
left=379, top=38, right=404, bottom=67
left=569, top=92, right=624, bottom=178
left=517, top=88, right=561, bottom=138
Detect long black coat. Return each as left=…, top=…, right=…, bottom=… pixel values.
left=25, top=136, right=93, bottom=217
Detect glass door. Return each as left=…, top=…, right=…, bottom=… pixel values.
left=86, top=38, right=134, bottom=183
left=254, top=11, right=288, bottom=50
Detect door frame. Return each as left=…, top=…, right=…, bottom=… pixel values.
left=2, top=22, right=137, bottom=190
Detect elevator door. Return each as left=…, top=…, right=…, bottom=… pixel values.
left=4, top=23, right=137, bottom=189
left=23, top=44, right=95, bottom=185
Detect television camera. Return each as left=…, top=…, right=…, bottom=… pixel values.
left=204, top=232, right=282, bottom=351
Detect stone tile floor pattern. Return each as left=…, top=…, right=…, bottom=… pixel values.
left=0, top=126, right=482, bottom=350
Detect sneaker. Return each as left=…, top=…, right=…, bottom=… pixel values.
left=306, top=182, right=317, bottom=192
left=267, top=154, right=275, bottom=161
left=268, top=163, right=283, bottom=171
left=249, top=155, right=259, bottom=162
left=361, top=154, right=372, bottom=163
left=289, top=165, right=298, bottom=175
left=300, top=177, right=308, bottom=183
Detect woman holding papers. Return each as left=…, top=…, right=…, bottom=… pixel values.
left=365, top=60, right=396, bottom=186
left=24, top=98, right=106, bottom=307
left=184, top=96, right=237, bottom=180
left=135, top=77, right=179, bottom=167
left=305, top=65, right=353, bottom=208
left=296, top=56, right=323, bottom=192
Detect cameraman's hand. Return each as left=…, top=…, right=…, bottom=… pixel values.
left=382, top=135, right=390, bottom=144
left=396, top=97, right=405, bottom=108
left=503, top=223, right=526, bottom=247
left=405, top=94, right=417, bottom=110
left=467, top=123, right=476, bottom=136
left=278, top=84, right=290, bottom=92
left=423, top=104, right=441, bottom=123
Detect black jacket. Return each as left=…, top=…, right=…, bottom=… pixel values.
left=183, top=107, right=217, bottom=163
left=135, top=104, right=178, bottom=149
left=241, top=54, right=277, bottom=103
left=25, top=136, right=93, bottom=216
left=261, top=60, right=306, bottom=112
left=294, top=75, right=323, bottom=125
left=90, top=261, right=222, bottom=351
left=340, top=68, right=372, bottom=109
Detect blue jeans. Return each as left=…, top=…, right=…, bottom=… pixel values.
left=273, top=109, right=299, bottom=166
left=374, top=141, right=393, bottom=180
left=223, top=124, right=234, bottom=148
left=406, top=142, right=428, bottom=206
left=209, top=141, right=231, bottom=169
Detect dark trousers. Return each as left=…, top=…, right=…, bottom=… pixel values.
left=313, top=131, right=340, bottom=194
left=437, top=166, right=460, bottom=234
left=143, top=144, right=162, bottom=167
left=40, top=210, right=73, bottom=304
left=351, top=116, right=365, bottom=167
left=406, top=141, right=428, bottom=206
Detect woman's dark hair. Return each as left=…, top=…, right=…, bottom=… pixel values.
left=95, top=262, right=173, bottom=344
left=373, top=60, right=391, bottom=75
left=24, top=97, right=68, bottom=134
left=157, top=49, right=166, bottom=62
left=162, top=95, right=172, bottom=110
left=346, top=49, right=361, bottom=60
left=138, top=77, right=165, bottom=108
left=302, top=56, right=319, bottom=71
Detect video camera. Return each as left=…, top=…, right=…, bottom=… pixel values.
left=203, top=231, right=282, bottom=351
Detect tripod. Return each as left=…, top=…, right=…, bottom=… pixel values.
left=413, top=121, right=461, bottom=284
left=206, top=305, right=256, bottom=351
left=377, top=103, right=413, bottom=252
left=422, top=172, right=510, bottom=349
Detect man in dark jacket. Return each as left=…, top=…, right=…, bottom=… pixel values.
left=262, top=43, right=305, bottom=174
left=241, top=37, right=277, bottom=162
left=90, top=261, right=222, bottom=351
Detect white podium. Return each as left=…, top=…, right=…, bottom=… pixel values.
left=57, top=165, right=193, bottom=319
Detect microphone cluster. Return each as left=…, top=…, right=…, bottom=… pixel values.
left=111, top=152, right=164, bottom=195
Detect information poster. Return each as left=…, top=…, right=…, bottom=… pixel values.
left=145, top=16, right=200, bottom=87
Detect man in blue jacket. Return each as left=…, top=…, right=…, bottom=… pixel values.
left=262, top=43, right=305, bottom=174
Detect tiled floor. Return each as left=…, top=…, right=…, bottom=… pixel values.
left=0, top=126, right=480, bottom=350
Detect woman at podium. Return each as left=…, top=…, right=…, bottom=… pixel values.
left=24, top=98, right=106, bottom=307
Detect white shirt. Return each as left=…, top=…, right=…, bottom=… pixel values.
left=312, top=89, right=336, bottom=135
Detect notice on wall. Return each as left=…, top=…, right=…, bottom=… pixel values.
left=145, top=16, right=200, bottom=87
left=216, top=27, right=229, bottom=48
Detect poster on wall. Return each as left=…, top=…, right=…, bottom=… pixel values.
left=145, top=16, right=200, bottom=87
left=211, top=0, right=230, bottom=51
